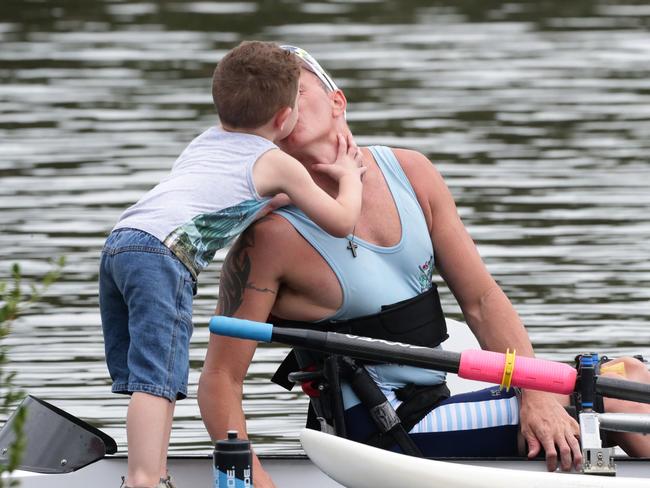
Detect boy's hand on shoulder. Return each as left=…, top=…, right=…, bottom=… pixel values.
left=254, top=193, right=291, bottom=221
left=313, top=133, right=366, bottom=182
left=268, top=193, right=291, bottom=211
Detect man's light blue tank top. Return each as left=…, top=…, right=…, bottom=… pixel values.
left=275, top=146, right=446, bottom=405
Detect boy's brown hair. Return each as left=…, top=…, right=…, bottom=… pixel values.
left=212, top=41, right=301, bottom=129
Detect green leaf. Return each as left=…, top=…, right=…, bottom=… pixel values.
left=0, top=257, right=64, bottom=484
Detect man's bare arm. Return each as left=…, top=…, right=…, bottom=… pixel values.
left=395, top=148, right=581, bottom=472
left=198, top=217, right=286, bottom=488
left=218, top=227, right=277, bottom=316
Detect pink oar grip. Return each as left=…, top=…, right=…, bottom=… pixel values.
left=458, top=349, right=577, bottom=394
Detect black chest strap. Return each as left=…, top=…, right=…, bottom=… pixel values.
left=271, top=285, right=448, bottom=390
left=274, top=284, right=448, bottom=348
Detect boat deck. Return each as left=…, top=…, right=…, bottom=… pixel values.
left=9, top=455, right=650, bottom=487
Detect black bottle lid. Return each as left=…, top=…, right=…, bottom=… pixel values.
left=215, top=430, right=251, bottom=451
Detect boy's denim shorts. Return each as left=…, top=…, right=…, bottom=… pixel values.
left=99, top=228, right=196, bottom=401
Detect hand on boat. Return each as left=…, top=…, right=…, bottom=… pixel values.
left=519, top=390, right=582, bottom=472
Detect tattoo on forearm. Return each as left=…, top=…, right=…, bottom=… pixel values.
left=219, top=224, right=276, bottom=316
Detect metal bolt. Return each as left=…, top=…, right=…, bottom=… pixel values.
left=1, top=448, right=7, bottom=455
left=60, top=459, right=67, bottom=466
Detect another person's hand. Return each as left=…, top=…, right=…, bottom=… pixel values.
left=313, top=133, right=365, bottom=181
left=255, top=193, right=291, bottom=222
left=519, top=389, right=582, bottom=472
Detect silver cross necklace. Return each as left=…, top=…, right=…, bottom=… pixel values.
left=346, top=226, right=358, bottom=258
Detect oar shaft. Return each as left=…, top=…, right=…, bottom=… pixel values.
left=596, top=376, right=650, bottom=405
left=310, top=329, right=462, bottom=372
left=598, top=413, right=650, bottom=434
left=208, top=316, right=461, bottom=370
left=209, top=316, right=578, bottom=393
left=318, top=334, right=575, bottom=396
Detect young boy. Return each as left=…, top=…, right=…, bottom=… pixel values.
left=99, top=41, right=365, bottom=488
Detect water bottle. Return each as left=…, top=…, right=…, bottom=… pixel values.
left=213, top=430, right=253, bottom=488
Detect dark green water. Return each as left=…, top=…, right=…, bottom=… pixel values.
left=1, top=0, right=649, bottom=454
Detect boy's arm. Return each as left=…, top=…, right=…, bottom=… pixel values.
left=198, top=220, right=284, bottom=488
left=254, top=136, right=364, bottom=237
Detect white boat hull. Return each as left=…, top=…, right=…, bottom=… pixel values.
left=301, top=428, right=650, bottom=488
left=6, top=456, right=345, bottom=488
left=9, top=452, right=650, bottom=488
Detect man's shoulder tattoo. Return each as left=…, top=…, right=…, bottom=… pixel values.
left=219, top=226, right=277, bottom=317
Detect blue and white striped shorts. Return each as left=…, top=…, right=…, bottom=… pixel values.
left=391, top=386, right=519, bottom=434
left=344, top=386, right=521, bottom=457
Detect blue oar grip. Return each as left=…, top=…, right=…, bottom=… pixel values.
left=208, top=316, right=273, bottom=343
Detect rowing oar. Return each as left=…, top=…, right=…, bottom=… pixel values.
left=208, top=316, right=650, bottom=402
left=209, top=316, right=576, bottom=394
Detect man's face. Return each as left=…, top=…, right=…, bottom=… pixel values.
left=279, top=69, right=333, bottom=154
left=277, top=85, right=300, bottom=140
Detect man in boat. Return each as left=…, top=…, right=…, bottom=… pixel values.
left=198, top=46, right=650, bottom=487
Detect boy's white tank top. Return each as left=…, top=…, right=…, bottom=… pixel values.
left=114, top=126, right=276, bottom=278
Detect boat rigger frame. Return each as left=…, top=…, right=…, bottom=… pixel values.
left=210, top=316, right=650, bottom=477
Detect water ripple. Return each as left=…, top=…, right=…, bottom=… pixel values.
left=1, top=0, right=649, bottom=455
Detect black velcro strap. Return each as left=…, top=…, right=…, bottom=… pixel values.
left=367, top=382, right=450, bottom=449
left=369, top=401, right=402, bottom=433
left=394, top=382, right=451, bottom=432
left=274, top=285, right=448, bottom=349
